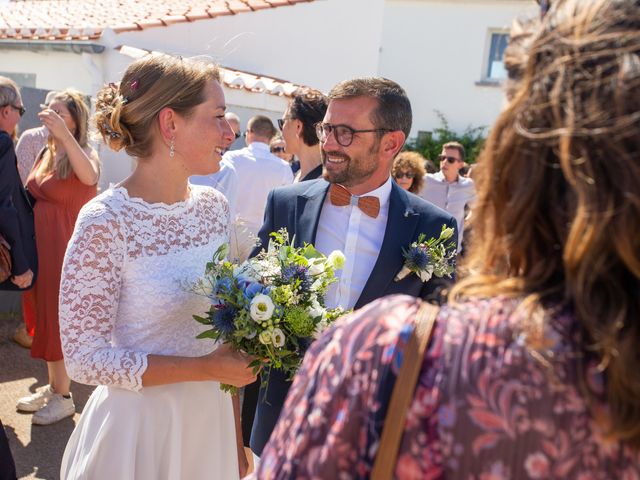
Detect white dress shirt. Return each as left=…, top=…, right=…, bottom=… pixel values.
left=315, top=177, right=393, bottom=310
left=192, top=142, right=293, bottom=260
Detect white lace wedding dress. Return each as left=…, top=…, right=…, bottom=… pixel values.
left=59, top=185, right=239, bottom=480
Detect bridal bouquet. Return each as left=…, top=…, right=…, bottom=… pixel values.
left=193, top=229, right=347, bottom=393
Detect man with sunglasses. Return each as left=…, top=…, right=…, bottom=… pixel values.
left=420, top=141, right=476, bottom=252
left=243, top=77, right=457, bottom=463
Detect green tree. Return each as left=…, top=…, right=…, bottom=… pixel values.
left=405, top=111, right=486, bottom=167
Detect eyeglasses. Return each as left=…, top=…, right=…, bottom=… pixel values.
left=315, top=122, right=393, bottom=148
left=438, top=154, right=460, bottom=164
left=3, top=104, right=26, bottom=117
left=271, top=146, right=286, bottom=153
left=277, top=119, right=285, bottom=130
left=234, top=132, right=241, bottom=140
left=394, top=172, right=415, bottom=179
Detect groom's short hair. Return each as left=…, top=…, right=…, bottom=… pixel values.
left=328, top=77, right=412, bottom=139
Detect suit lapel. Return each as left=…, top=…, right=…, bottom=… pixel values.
left=355, top=183, right=419, bottom=309
left=294, top=181, right=329, bottom=247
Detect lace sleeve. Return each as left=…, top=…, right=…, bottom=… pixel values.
left=59, top=201, right=148, bottom=392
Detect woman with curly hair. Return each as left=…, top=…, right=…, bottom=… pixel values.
left=391, top=151, right=426, bottom=194
left=253, top=0, right=640, bottom=477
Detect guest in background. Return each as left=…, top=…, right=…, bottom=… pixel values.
left=13, top=90, right=57, bottom=350
left=16, top=89, right=100, bottom=425
left=424, top=157, right=437, bottom=174
left=420, top=141, right=476, bottom=251
left=15, top=90, right=57, bottom=183
left=0, top=76, right=35, bottom=479
left=269, top=135, right=295, bottom=164
left=254, top=0, right=640, bottom=477
left=0, top=76, right=37, bottom=292
left=391, top=151, right=426, bottom=194
left=216, top=115, right=293, bottom=261
left=278, top=88, right=327, bottom=182
left=224, top=111, right=242, bottom=153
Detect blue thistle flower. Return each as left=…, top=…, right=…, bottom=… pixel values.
left=281, top=265, right=312, bottom=292
left=406, top=246, right=430, bottom=271
left=212, top=305, right=237, bottom=335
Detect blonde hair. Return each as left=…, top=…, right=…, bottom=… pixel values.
left=453, top=0, right=640, bottom=446
left=95, top=54, right=220, bottom=158
left=39, top=89, right=91, bottom=179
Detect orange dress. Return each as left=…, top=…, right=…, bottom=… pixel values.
left=25, top=154, right=96, bottom=361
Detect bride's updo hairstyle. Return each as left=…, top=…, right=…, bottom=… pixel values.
left=95, top=54, right=220, bottom=158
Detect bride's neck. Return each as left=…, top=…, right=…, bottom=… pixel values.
left=122, top=157, right=189, bottom=205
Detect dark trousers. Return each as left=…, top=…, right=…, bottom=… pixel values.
left=0, top=419, right=16, bottom=480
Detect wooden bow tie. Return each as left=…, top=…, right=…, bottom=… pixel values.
left=329, top=183, right=380, bottom=218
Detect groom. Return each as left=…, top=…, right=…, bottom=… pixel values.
left=243, top=77, right=457, bottom=458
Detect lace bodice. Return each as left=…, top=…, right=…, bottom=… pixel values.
left=59, top=185, right=229, bottom=392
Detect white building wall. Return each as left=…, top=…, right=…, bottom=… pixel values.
left=111, top=0, right=385, bottom=92
left=379, top=0, right=536, bottom=137
left=0, top=48, right=97, bottom=93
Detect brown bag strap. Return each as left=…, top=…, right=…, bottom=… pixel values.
left=371, top=302, right=439, bottom=480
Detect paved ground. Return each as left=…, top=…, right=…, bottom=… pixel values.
left=0, top=302, right=94, bottom=480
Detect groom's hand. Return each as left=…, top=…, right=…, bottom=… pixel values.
left=205, top=344, right=258, bottom=387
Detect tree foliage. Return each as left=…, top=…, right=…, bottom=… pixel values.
left=405, top=111, right=487, bottom=167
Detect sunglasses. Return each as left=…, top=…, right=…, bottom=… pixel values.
left=234, top=132, right=241, bottom=140
left=3, top=104, right=26, bottom=117
left=394, top=172, right=415, bottom=179
left=271, top=146, right=286, bottom=153
left=438, top=154, right=459, bottom=164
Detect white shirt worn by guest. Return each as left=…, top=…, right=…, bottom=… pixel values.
left=190, top=162, right=239, bottom=220
left=419, top=171, right=476, bottom=250
left=223, top=142, right=293, bottom=233
left=192, top=143, right=293, bottom=260
left=315, top=177, right=392, bottom=311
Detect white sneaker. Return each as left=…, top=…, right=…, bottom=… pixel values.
left=16, top=385, right=54, bottom=412
left=32, top=393, right=75, bottom=425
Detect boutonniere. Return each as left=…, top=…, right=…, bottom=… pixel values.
left=394, top=225, right=457, bottom=282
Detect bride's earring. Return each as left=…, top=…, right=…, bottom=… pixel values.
left=169, top=138, right=175, bottom=158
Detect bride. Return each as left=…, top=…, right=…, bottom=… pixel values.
left=58, top=54, right=256, bottom=479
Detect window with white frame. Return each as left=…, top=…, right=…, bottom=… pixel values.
left=483, top=32, right=509, bottom=81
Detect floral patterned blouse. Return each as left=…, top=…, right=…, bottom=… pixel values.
left=253, top=295, right=640, bottom=479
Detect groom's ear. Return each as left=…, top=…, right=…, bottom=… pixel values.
left=157, top=107, right=177, bottom=141
left=380, top=130, right=406, bottom=159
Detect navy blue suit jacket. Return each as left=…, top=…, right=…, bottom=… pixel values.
left=244, top=178, right=457, bottom=454
left=0, top=131, right=37, bottom=290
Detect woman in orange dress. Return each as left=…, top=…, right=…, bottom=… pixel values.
left=17, top=89, right=100, bottom=425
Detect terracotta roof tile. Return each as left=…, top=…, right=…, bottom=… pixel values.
left=116, top=45, right=309, bottom=98
left=0, top=0, right=314, bottom=41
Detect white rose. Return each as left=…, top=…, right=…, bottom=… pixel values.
left=250, top=294, right=275, bottom=322
left=308, top=259, right=325, bottom=276
left=271, top=327, right=286, bottom=348
left=328, top=250, right=346, bottom=270
left=308, top=298, right=325, bottom=320
left=258, top=330, right=272, bottom=345
left=418, top=265, right=434, bottom=283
